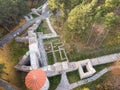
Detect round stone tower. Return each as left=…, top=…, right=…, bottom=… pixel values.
left=25, top=69, right=49, bottom=90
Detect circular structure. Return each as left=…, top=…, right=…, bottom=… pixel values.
left=25, top=69, right=49, bottom=90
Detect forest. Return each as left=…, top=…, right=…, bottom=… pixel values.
left=48, top=0, right=120, bottom=61
left=0, top=0, right=46, bottom=38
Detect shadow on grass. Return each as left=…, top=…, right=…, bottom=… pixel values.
left=48, top=75, right=61, bottom=90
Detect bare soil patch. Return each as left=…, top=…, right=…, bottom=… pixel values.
left=111, top=61, right=120, bottom=75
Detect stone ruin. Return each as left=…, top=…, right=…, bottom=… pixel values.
left=77, top=59, right=96, bottom=79
left=15, top=2, right=120, bottom=86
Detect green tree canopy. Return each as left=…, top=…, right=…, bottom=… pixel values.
left=0, top=0, right=29, bottom=32
left=104, top=12, right=120, bottom=29
left=65, top=0, right=98, bottom=39
left=48, top=0, right=82, bottom=19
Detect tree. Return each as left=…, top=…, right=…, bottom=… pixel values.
left=48, top=0, right=82, bottom=19
left=98, top=12, right=120, bottom=46
left=65, top=0, right=98, bottom=41
left=104, top=12, right=120, bottom=29
left=105, top=0, right=120, bottom=10
left=0, top=0, right=29, bottom=32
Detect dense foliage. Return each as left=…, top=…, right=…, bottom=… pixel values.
left=48, top=0, right=120, bottom=47
left=66, top=0, right=98, bottom=40
left=27, top=0, right=46, bottom=8
left=48, top=0, right=82, bottom=18
left=0, top=0, right=29, bottom=32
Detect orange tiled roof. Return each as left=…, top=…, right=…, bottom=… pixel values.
left=25, top=69, right=46, bottom=90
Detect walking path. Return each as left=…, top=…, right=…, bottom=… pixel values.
left=56, top=73, right=70, bottom=90
left=46, top=18, right=57, bottom=35
left=90, top=53, right=120, bottom=66
left=42, top=17, right=58, bottom=39
left=0, top=17, right=40, bottom=47
left=55, top=66, right=120, bottom=90
left=43, top=53, right=120, bottom=77
left=38, top=33, right=48, bottom=66
left=0, top=2, right=50, bottom=47
left=0, top=79, right=17, bottom=90
left=69, top=66, right=120, bottom=89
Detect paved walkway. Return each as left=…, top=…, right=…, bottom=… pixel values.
left=0, top=2, right=50, bottom=47
left=69, top=66, right=120, bottom=89
left=0, top=17, right=40, bottom=47
left=54, top=66, right=120, bottom=90
left=0, top=79, right=17, bottom=90
left=42, top=16, right=58, bottom=39
left=46, top=18, right=57, bottom=36
left=90, top=53, right=120, bottom=66
left=38, top=33, right=48, bottom=66
left=56, top=73, right=70, bottom=90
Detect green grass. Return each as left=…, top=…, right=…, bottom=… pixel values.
left=73, top=72, right=110, bottom=90
left=36, top=21, right=51, bottom=34
left=47, top=53, right=54, bottom=65
left=8, top=40, right=28, bottom=89
left=67, top=70, right=80, bottom=84
left=94, top=63, right=112, bottom=72
left=72, top=63, right=112, bottom=90
left=68, top=45, right=120, bottom=62
left=9, top=40, right=28, bottom=63
left=32, top=14, right=39, bottom=18
left=43, top=37, right=61, bottom=44
left=48, top=75, right=61, bottom=90
left=55, top=51, right=61, bottom=62
left=61, top=50, right=66, bottom=59
left=53, top=45, right=59, bottom=50
left=45, top=37, right=65, bottom=63
left=47, top=51, right=64, bottom=65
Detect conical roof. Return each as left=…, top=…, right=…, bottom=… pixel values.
left=25, top=69, right=46, bottom=90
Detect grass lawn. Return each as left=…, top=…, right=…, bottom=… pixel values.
left=0, top=40, right=28, bottom=90
left=36, top=20, right=51, bottom=34
left=48, top=75, right=61, bottom=90
left=47, top=53, right=54, bottom=65
left=73, top=72, right=110, bottom=90
left=43, top=37, right=61, bottom=44
left=31, top=14, right=39, bottom=18
left=94, top=63, right=112, bottom=72
left=72, top=63, right=112, bottom=90
left=67, top=70, right=80, bottom=84
left=67, top=45, right=120, bottom=62
left=47, top=51, right=65, bottom=65
left=55, top=51, right=61, bottom=62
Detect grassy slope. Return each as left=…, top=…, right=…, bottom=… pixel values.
left=0, top=40, right=28, bottom=90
